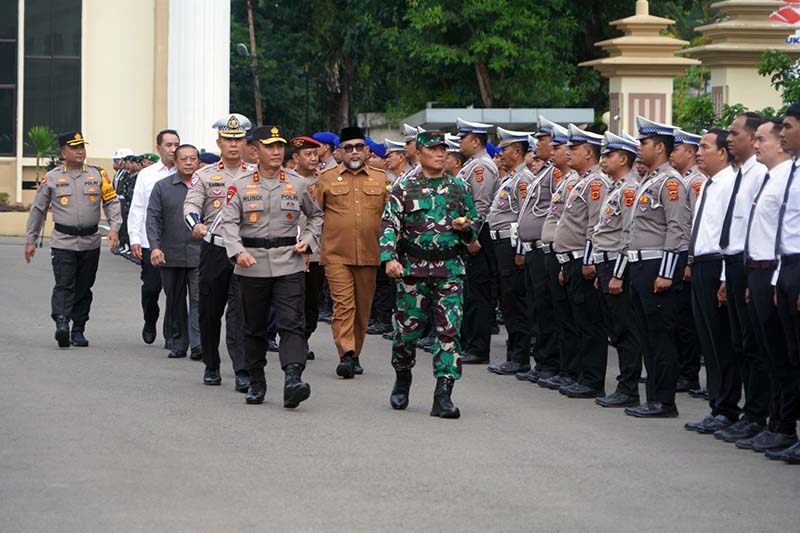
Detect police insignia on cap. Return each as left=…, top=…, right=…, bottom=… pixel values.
left=74, top=133, right=82, bottom=141
left=271, top=127, right=279, bottom=137
left=228, top=115, right=240, bottom=129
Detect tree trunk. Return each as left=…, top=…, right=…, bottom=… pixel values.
left=475, top=61, right=494, bottom=108
left=335, top=55, right=354, bottom=130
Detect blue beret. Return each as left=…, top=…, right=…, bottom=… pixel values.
left=371, top=142, right=387, bottom=159
left=199, top=152, right=221, bottom=164
left=313, top=131, right=340, bottom=147
left=486, top=142, right=499, bottom=158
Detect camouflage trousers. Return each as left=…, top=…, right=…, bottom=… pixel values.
left=392, top=276, right=464, bottom=380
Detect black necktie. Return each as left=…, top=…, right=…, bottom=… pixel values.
left=688, top=179, right=712, bottom=257
left=719, top=167, right=743, bottom=249
left=744, top=172, right=770, bottom=260
left=775, top=162, right=798, bottom=257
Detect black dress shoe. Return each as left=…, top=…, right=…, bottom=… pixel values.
left=353, top=357, right=364, bottom=375
left=283, top=363, right=311, bottom=408
left=595, top=391, right=640, bottom=408
left=675, top=377, right=700, bottom=393
left=688, top=386, right=708, bottom=399
left=696, top=414, right=737, bottom=434
left=624, top=402, right=679, bottom=418
left=776, top=441, right=800, bottom=464
left=736, top=430, right=773, bottom=450
left=752, top=431, right=798, bottom=453
left=488, top=361, right=530, bottom=375
left=541, top=375, right=573, bottom=390
left=168, top=349, right=187, bottom=359
left=70, top=330, right=89, bottom=347
left=266, top=339, right=279, bottom=352
left=685, top=414, right=714, bottom=432
left=306, top=349, right=315, bottom=361
left=336, top=354, right=356, bottom=379
left=714, top=420, right=763, bottom=443
left=235, top=372, right=251, bottom=393
left=461, top=352, right=489, bottom=365
left=390, top=369, right=412, bottom=410
left=189, top=348, right=203, bottom=361
left=203, top=367, right=221, bottom=386
left=430, top=377, right=460, bottom=419
left=515, top=368, right=541, bottom=383
left=246, top=381, right=267, bottom=404
left=142, top=323, right=156, bottom=345
left=55, top=315, right=70, bottom=348
left=562, top=382, right=604, bottom=399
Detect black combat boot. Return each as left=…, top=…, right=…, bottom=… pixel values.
left=70, top=324, right=89, bottom=347
left=246, top=381, right=267, bottom=404
left=390, top=369, right=413, bottom=410
left=283, top=363, right=311, bottom=409
left=55, top=315, right=70, bottom=348
left=430, top=377, right=460, bottom=419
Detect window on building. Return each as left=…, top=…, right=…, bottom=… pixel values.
left=23, top=0, right=82, bottom=157
left=0, top=1, right=17, bottom=156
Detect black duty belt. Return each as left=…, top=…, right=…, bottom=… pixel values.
left=689, top=253, right=722, bottom=264
left=241, top=236, right=297, bottom=249
left=398, top=239, right=463, bottom=261
left=747, top=259, right=778, bottom=270
left=54, top=223, right=98, bottom=236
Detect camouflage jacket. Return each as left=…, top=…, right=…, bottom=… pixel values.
left=379, top=171, right=478, bottom=278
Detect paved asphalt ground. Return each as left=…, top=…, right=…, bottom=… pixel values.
left=1, top=237, right=798, bottom=532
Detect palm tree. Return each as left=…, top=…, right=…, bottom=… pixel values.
left=25, top=126, right=57, bottom=184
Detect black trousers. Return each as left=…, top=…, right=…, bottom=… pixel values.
left=160, top=267, right=200, bottom=353
left=748, top=266, right=799, bottom=435
left=725, top=257, right=769, bottom=424
left=562, top=258, right=607, bottom=390
left=544, top=251, right=578, bottom=378
left=675, top=252, right=702, bottom=383
left=524, top=249, right=558, bottom=373
left=462, top=225, right=498, bottom=357
left=774, top=258, right=800, bottom=435
left=140, top=248, right=166, bottom=339
left=495, top=238, right=531, bottom=364
left=370, top=264, right=395, bottom=325
left=305, top=262, right=325, bottom=338
left=240, top=272, right=307, bottom=382
left=629, top=259, right=679, bottom=405
left=51, top=247, right=100, bottom=329
left=198, top=243, right=245, bottom=373
left=596, top=260, right=643, bottom=397
left=691, top=260, right=740, bottom=420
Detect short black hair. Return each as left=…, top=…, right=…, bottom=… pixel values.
left=785, top=103, right=800, bottom=121
left=707, top=127, right=733, bottom=164
left=651, top=134, right=674, bottom=156
left=448, top=151, right=466, bottom=165
left=175, top=144, right=199, bottom=158
left=156, top=129, right=179, bottom=146
left=505, top=141, right=529, bottom=155
left=588, top=143, right=601, bottom=162
left=611, top=149, right=634, bottom=168
left=738, top=111, right=764, bottom=133
left=465, top=132, right=487, bottom=147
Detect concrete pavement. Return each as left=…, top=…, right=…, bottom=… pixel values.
left=1, top=238, right=798, bottom=532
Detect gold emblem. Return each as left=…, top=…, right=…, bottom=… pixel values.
left=247, top=212, right=259, bottom=223
left=74, top=132, right=82, bottom=141
left=89, top=195, right=96, bottom=203
left=227, top=115, right=240, bottom=129
left=212, top=199, right=222, bottom=209
left=271, top=127, right=280, bottom=138
left=59, top=197, right=69, bottom=206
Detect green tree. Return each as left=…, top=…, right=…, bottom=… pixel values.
left=25, top=126, right=57, bottom=183
left=758, top=49, right=800, bottom=111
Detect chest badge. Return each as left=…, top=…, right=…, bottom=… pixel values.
left=247, top=212, right=260, bottom=223
left=59, top=197, right=69, bottom=206
left=212, top=199, right=222, bottom=210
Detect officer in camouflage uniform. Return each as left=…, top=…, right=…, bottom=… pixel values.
left=380, top=131, right=478, bottom=419
left=25, top=131, right=122, bottom=348
left=623, top=116, right=692, bottom=419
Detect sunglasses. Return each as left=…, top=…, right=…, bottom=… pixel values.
left=341, top=143, right=366, bottom=153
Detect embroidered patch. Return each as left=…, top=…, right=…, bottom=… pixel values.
left=60, top=197, right=69, bottom=206
left=100, top=169, right=112, bottom=184
left=100, top=177, right=117, bottom=201
left=665, top=179, right=680, bottom=202
left=89, top=195, right=96, bottom=203
left=212, top=199, right=222, bottom=209
left=57, top=177, right=68, bottom=184
left=551, top=193, right=561, bottom=203
left=226, top=185, right=237, bottom=205
left=210, top=188, right=225, bottom=196
left=247, top=212, right=259, bottom=223
left=245, top=183, right=259, bottom=189
left=190, top=174, right=200, bottom=187
left=589, top=180, right=602, bottom=201
left=553, top=168, right=563, bottom=183
left=518, top=181, right=528, bottom=199
left=623, top=189, right=635, bottom=207
left=475, top=167, right=484, bottom=183
left=211, top=175, right=223, bottom=181
left=286, top=212, right=294, bottom=220
left=692, top=181, right=703, bottom=199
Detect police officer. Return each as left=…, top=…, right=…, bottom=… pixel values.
left=313, top=132, right=340, bottom=173
left=591, top=131, right=643, bottom=407
left=670, top=128, right=706, bottom=395
left=514, top=117, right=562, bottom=383
left=623, top=116, right=691, bottom=418
left=553, top=124, right=610, bottom=398
left=456, top=118, right=500, bottom=365
left=538, top=123, right=583, bottom=391
left=485, top=127, right=536, bottom=375
left=219, top=125, right=323, bottom=408
left=385, top=139, right=412, bottom=186
left=402, top=123, right=420, bottom=166
left=25, top=131, right=122, bottom=347
left=380, top=130, right=478, bottom=419
left=184, top=114, right=254, bottom=391
left=445, top=134, right=466, bottom=177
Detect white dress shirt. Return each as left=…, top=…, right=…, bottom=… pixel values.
left=691, top=165, right=736, bottom=257
left=747, top=159, right=793, bottom=261
left=723, top=154, right=768, bottom=255
left=779, top=160, right=800, bottom=256
left=127, top=161, right=176, bottom=249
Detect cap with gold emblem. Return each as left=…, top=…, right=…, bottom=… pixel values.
left=59, top=131, right=88, bottom=147
left=250, top=125, right=287, bottom=145
left=415, top=131, right=447, bottom=148
left=289, top=136, right=321, bottom=152
left=213, top=113, right=252, bottom=138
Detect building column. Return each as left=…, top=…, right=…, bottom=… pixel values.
left=167, top=0, right=230, bottom=152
